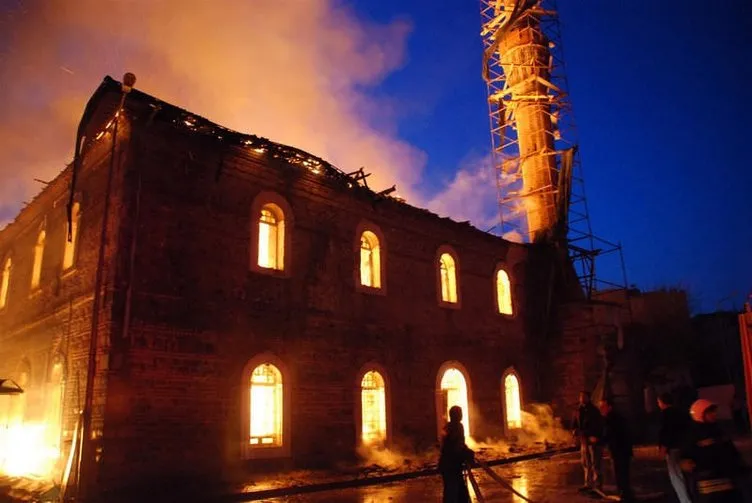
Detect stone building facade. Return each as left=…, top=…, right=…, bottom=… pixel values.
left=0, top=77, right=603, bottom=499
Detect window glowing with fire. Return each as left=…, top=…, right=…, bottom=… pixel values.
left=439, top=253, right=458, bottom=304
left=361, top=371, right=386, bottom=445
left=504, top=373, right=522, bottom=429
left=62, top=202, right=81, bottom=271
left=359, top=231, right=381, bottom=289
left=30, top=230, right=45, bottom=289
left=440, top=368, right=470, bottom=438
left=257, top=204, right=285, bottom=271
left=249, top=364, right=283, bottom=447
left=0, top=258, right=10, bottom=309
left=496, top=269, right=513, bottom=315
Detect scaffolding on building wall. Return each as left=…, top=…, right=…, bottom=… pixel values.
left=480, top=0, right=627, bottom=299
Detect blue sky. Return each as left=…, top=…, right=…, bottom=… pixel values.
left=348, top=0, right=752, bottom=313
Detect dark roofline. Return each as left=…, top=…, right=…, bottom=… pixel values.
left=2, top=76, right=525, bottom=248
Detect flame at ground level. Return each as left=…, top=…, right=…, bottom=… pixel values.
left=0, top=421, right=61, bottom=478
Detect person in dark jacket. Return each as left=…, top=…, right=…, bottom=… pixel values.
left=658, top=392, right=692, bottom=503
left=572, top=391, right=603, bottom=491
left=680, top=399, right=746, bottom=503
left=599, top=398, right=634, bottom=502
left=438, top=406, right=475, bottom=503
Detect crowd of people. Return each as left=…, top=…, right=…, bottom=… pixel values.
left=437, top=392, right=749, bottom=503
left=573, top=391, right=748, bottom=502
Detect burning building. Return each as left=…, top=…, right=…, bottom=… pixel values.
left=0, top=76, right=613, bottom=500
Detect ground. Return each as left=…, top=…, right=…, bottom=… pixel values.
left=263, top=448, right=692, bottom=502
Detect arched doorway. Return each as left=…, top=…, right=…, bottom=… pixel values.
left=360, top=370, right=387, bottom=446
left=503, top=371, right=522, bottom=430
left=437, top=365, right=471, bottom=438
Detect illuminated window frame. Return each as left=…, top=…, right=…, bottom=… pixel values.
left=354, top=364, right=392, bottom=448
left=354, top=222, right=386, bottom=295
left=502, top=368, right=523, bottom=432
left=240, top=353, right=291, bottom=459
left=46, top=354, right=66, bottom=453
left=435, top=361, right=473, bottom=440
left=0, top=256, right=11, bottom=310
left=249, top=192, right=293, bottom=277
left=435, top=246, right=460, bottom=308
left=494, top=265, right=514, bottom=316
left=30, top=229, right=46, bottom=290
left=62, top=202, right=82, bottom=272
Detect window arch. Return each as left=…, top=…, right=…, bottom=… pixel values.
left=249, top=363, right=283, bottom=446
left=436, top=362, right=472, bottom=439
left=0, top=258, right=10, bottom=309
left=46, top=358, right=65, bottom=452
left=63, top=202, right=81, bottom=271
left=503, top=370, right=522, bottom=430
left=241, top=353, right=291, bottom=459
left=495, top=267, right=513, bottom=315
left=354, top=223, right=386, bottom=292
left=360, top=370, right=387, bottom=446
left=258, top=204, right=285, bottom=271
left=31, top=230, right=45, bottom=289
left=250, top=192, right=293, bottom=276
left=436, top=247, right=460, bottom=306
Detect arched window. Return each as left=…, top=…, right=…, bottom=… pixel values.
left=46, top=361, right=65, bottom=451
left=31, top=230, right=45, bottom=289
left=504, top=373, right=522, bottom=429
left=257, top=204, right=285, bottom=271
left=249, top=363, right=283, bottom=447
left=0, top=258, right=10, bottom=309
left=361, top=371, right=387, bottom=445
left=496, top=268, right=513, bottom=315
left=438, top=366, right=471, bottom=438
left=439, top=253, right=458, bottom=304
left=359, top=231, right=381, bottom=289
left=63, top=202, right=81, bottom=271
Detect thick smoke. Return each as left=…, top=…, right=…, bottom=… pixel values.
left=0, top=0, right=504, bottom=232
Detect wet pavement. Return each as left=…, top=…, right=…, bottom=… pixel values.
left=264, top=449, right=674, bottom=502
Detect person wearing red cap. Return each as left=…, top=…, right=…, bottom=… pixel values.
left=680, top=399, right=746, bottom=502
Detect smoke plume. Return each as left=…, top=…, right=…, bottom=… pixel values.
left=0, top=0, right=502, bottom=232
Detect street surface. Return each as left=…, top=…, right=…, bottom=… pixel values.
left=265, top=450, right=673, bottom=502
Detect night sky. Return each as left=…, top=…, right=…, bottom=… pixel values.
left=349, top=0, right=752, bottom=313
left=0, top=1, right=750, bottom=314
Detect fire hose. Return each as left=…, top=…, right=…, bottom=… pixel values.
left=465, top=458, right=542, bottom=503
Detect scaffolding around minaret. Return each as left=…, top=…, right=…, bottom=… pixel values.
left=481, top=0, right=585, bottom=244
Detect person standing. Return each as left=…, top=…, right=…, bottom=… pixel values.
left=599, top=398, right=634, bottom=502
left=658, top=392, right=692, bottom=503
left=572, top=391, right=603, bottom=492
left=438, top=405, right=475, bottom=503
left=680, top=399, right=746, bottom=503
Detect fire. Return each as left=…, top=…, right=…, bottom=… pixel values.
left=440, top=368, right=471, bottom=438
left=0, top=421, right=60, bottom=478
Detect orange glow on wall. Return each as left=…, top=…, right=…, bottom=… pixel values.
left=0, top=258, right=10, bottom=308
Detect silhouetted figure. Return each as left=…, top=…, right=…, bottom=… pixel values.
left=681, top=399, right=746, bottom=503
left=657, top=392, right=692, bottom=503
left=572, top=391, right=603, bottom=491
left=438, top=406, right=474, bottom=503
left=599, top=398, right=634, bottom=502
